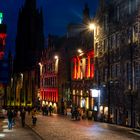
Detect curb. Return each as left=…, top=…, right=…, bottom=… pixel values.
left=133, top=128, right=140, bottom=133
left=130, top=131, right=140, bottom=137
left=25, top=123, right=44, bottom=140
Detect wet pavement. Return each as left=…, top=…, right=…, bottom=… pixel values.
left=0, top=110, right=140, bottom=140
left=25, top=113, right=140, bottom=140
left=0, top=113, right=41, bottom=140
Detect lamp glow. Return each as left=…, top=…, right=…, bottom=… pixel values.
left=90, top=89, right=100, bottom=97
left=77, top=49, right=83, bottom=54
left=89, top=23, right=95, bottom=31
left=54, top=55, right=58, bottom=59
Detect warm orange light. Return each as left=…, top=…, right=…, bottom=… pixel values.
left=87, top=55, right=90, bottom=78
left=73, top=58, right=77, bottom=79
left=38, top=62, right=42, bottom=66
left=77, top=49, right=83, bottom=54
left=88, top=23, right=95, bottom=31
left=54, top=55, right=58, bottom=59
left=77, top=57, right=81, bottom=79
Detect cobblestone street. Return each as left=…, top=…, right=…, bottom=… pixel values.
left=25, top=113, right=140, bottom=140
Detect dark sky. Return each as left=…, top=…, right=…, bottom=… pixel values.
left=0, top=0, right=99, bottom=54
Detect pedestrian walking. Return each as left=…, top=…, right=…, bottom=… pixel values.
left=27, top=106, right=31, bottom=115
left=7, top=108, right=13, bottom=130
left=31, top=108, right=37, bottom=125
left=20, top=108, right=26, bottom=127
left=49, top=105, right=52, bottom=116
left=12, top=109, right=17, bottom=125
left=42, top=106, right=45, bottom=115
left=45, top=105, right=49, bottom=116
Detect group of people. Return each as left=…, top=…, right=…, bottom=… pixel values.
left=71, top=107, right=81, bottom=120
left=6, top=107, right=38, bottom=129
left=20, top=108, right=26, bottom=127
left=42, top=105, right=53, bottom=116
left=70, top=107, right=89, bottom=121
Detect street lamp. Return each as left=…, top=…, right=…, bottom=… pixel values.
left=88, top=23, right=96, bottom=31
left=54, top=55, right=59, bottom=60
left=88, top=23, right=99, bottom=89
left=89, top=22, right=108, bottom=121
left=77, top=49, right=83, bottom=54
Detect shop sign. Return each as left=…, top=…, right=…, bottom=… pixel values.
left=90, top=89, right=100, bottom=97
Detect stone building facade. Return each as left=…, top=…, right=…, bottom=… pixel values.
left=39, top=35, right=59, bottom=113
left=9, top=0, right=44, bottom=107
left=39, top=35, right=74, bottom=114
left=69, top=4, right=98, bottom=119
left=94, top=0, right=140, bottom=127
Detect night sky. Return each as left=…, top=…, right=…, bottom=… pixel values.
left=0, top=0, right=99, bottom=54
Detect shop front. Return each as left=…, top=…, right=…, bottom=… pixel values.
left=40, top=88, right=58, bottom=113
left=72, top=89, right=96, bottom=119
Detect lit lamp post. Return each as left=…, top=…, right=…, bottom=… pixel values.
left=88, top=23, right=99, bottom=92
left=54, top=55, right=62, bottom=113
left=54, top=55, right=58, bottom=60
left=88, top=23, right=96, bottom=32
left=88, top=23, right=96, bottom=86
left=77, top=49, right=83, bottom=54
left=88, top=23, right=100, bottom=119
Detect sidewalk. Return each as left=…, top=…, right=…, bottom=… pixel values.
left=25, top=113, right=44, bottom=139
left=0, top=112, right=41, bottom=140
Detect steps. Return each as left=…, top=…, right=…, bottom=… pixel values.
left=133, top=128, right=140, bottom=133
left=130, top=128, right=140, bottom=136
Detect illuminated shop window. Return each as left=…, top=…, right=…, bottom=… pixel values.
left=72, top=90, right=75, bottom=95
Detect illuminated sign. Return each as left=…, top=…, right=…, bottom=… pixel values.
left=0, top=12, right=3, bottom=24
left=90, top=89, right=100, bottom=97
left=94, top=106, right=98, bottom=111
